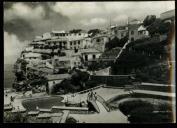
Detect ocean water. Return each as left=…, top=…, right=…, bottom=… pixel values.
left=4, top=64, right=15, bottom=89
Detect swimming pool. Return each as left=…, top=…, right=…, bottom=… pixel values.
left=22, top=96, right=64, bottom=111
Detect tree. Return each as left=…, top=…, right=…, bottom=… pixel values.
left=88, top=29, right=101, bottom=37
left=147, top=18, right=171, bottom=37
left=69, top=29, right=82, bottom=33
left=105, top=36, right=120, bottom=50
left=65, top=117, right=77, bottom=123
left=119, top=35, right=128, bottom=47
left=143, top=15, right=156, bottom=27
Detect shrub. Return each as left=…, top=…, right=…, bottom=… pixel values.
left=119, top=100, right=153, bottom=115
left=65, top=117, right=77, bottom=123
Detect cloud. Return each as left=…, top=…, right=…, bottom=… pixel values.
left=4, top=2, right=70, bottom=41
left=3, top=1, right=175, bottom=65
left=50, top=1, right=175, bottom=28
left=4, top=32, right=28, bottom=64
left=51, top=2, right=103, bottom=18
left=4, top=18, right=35, bottom=41
left=80, top=18, right=107, bottom=26
left=4, top=3, right=45, bottom=22
left=113, top=15, right=128, bottom=24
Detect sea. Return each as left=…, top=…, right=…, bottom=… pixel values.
left=4, top=64, right=15, bottom=89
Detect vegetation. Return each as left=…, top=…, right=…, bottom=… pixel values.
left=65, top=117, right=78, bottom=123
left=52, top=69, right=90, bottom=94
left=4, top=112, right=28, bottom=123
left=147, top=18, right=171, bottom=37
left=105, top=36, right=128, bottom=51
left=143, top=15, right=156, bottom=27
left=119, top=99, right=173, bottom=123
left=69, top=29, right=83, bottom=33
left=88, top=29, right=101, bottom=37
left=4, top=112, right=52, bottom=123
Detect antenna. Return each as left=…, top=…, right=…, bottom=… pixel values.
left=127, top=16, right=129, bottom=39
left=109, top=17, right=111, bottom=28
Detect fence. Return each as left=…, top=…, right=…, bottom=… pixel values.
left=96, top=95, right=110, bottom=112
left=90, top=74, right=135, bottom=87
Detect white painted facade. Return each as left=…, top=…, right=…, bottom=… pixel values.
left=92, top=35, right=109, bottom=52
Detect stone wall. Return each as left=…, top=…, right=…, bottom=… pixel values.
left=90, top=75, right=133, bottom=86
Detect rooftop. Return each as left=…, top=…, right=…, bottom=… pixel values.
left=160, top=9, right=175, bottom=15
left=92, top=34, right=109, bottom=39
left=128, top=24, right=141, bottom=30
left=46, top=74, right=71, bottom=81
left=80, top=48, right=102, bottom=54
left=52, top=30, right=67, bottom=34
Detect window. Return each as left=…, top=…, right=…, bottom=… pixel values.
left=63, top=41, right=67, bottom=45
left=74, top=41, right=76, bottom=45
left=115, top=30, right=117, bottom=34
left=70, top=42, right=72, bottom=45
left=96, top=38, right=100, bottom=42
left=121, top=33, right=124, bottom=37
left=139, top=31, right=143, bottom=35
left=93, top=54, right=96, bottom=59
left=79, top=33, right=81, bottom=35
left=131, top=31, right=134, bottom=35
left=131, top=37, right=134, bottom=42
left=78, top=41, right=80, bottom=45
left=85, top=55, right=88, bottom=61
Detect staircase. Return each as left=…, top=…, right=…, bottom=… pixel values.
left=114, top=41, right=130, bottom=63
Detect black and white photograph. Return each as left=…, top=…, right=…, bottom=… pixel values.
left=3, top=1, right=175, bottom=123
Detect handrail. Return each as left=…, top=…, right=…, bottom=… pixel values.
left=96, top=95, right=110, bottom=112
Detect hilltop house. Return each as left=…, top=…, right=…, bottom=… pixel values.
left=30, top=30, right=90, bottom=51
left=128, top=24, right=149, bottom=42
left=111, top=25, right=128, bottom=39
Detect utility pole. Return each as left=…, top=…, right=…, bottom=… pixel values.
left=109, top=17, right=112, bottom=36
left=127, top=16, right=129, bottom=41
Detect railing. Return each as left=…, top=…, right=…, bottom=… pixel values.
left=96, top=95, right=110, bottom=112
left=74, top=84, right=105, bottom=95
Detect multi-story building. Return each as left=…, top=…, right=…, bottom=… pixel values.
left=80, top=48, right=102, bottom=62
left=30, top=30, right=90, bottom=51
left=21, top=52, right=42, bottom=62
left=92, top=35, right=110, bottom=52
left=110, top=25, right=128, bottom=39
left=128, top=24, right=149, bottom=42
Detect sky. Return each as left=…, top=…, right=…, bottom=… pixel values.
left=4, top=1, right=175, bottom=64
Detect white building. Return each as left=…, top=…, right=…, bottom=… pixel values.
left=129, top=19, right=142, bottom=25
left=80, top=48, right=102, bottom=62
left=129, top=24, right=149, bottom=42
left=92, top=35, right=110, bottom=52
left=21, top=52, right=42, bottom=62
